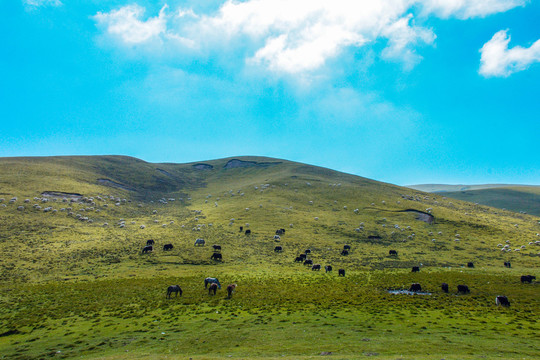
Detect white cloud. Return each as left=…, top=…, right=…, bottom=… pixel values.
left=177, top=8, right=198, bottom=19
left=307, top=86, right=421, bottom=126
left=23, top=0, right=62, bottom=9
left=479, top=30, right=540, bottom=77
left=203, top=0, right=424, bottom=72
left=420, top=0, right=526, bottom=19
left=94, top=5, right=168, bottom=44
left=381, top=14, right=436, bottom=69
left=93, top=0, right=527, bottom=74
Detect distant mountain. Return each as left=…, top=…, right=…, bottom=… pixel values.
left=407, top=184, right=540, bottom=216
left=406, top=184, right=527, bottom=192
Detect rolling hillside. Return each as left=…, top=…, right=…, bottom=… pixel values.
left=408, top=184, right=540, bottom=216
left=0, top=156, right=539, bottom=359
left=407, top=184, right=522, bottom=192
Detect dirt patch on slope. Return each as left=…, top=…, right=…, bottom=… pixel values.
left=192, top=163, right=214, bottom=170
left=400, top=209, right=435, bottom=224
left=224, top=159, right=282, bottom=169
left=41, top=191, right=83, bottom=200
left=97, top=179, right=135, bottom=192
left=156, top=168, right=175, bottom=178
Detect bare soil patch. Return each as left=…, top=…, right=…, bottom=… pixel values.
left=41, top=191, right=82, bottom=200
left=97, top=179, right=135, bottom=191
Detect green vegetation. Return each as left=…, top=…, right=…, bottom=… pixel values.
left=0, top=156, right=538, bottom=359
left=441, top=187, right=540, bottom=216
left=408, top=184, right=540, bottom=216
left=406, top=184, right=522, bottom=193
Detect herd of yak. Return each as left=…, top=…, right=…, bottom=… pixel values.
left=166, top=279, right=236, bottom=299
left=140, top=226, right=537, bottom=307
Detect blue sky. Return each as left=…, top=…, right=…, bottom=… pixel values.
left=1, top=0, right=539, bottom=185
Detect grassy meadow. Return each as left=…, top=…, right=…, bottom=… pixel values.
left=0, top=156, right=538, bottom=359
left=439, top=187, right=540, bottom=217
left=407, top=184, right=540, bottom=216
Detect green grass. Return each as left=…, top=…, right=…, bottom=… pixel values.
left=407, top=184, right=540, bottom=216
left=441, top=187, right=540, bottom=216
left=1, top=269, right=539, bottom=359
left=406, top=184, right=529, bottom=192
left=0, top=155, right=539, bottom=359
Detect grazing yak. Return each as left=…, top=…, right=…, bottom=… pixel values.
left=521, top=275, right=536, bottom=283
left=412, top=266, right=420, bottom=272
left=409, top=283, right=422, bottom=292
left=163, top=244, right=173, bottom=251
left=274, top=246, right=283, bottom=252
left=311, top=264, right=321, bottom=271
left=208, top=283, right=218, bottom=295
left=146, top=239, right=155, bottom=246
left=276, top=229, right=285, bottom=235
left=299, top=254, right=307, bottom=261
left=441, top=283, right=449, bottom=293
left=166, top=285, right=182, bottom=299
left=389, top=250, right=398, bottom=256
left=467, top=262, right=474, bottom=268
left=227, top=284, right=237, bottom=299
left=305, top=249, right=311, bottom=254
left=341, top=249, right=349, bottom=256
left=210, top=253, right=222, bottom=261
left=504, top=261, right=511, bottom=268
left=245, top=229, right=251, bottom=235
left=142, top=245, right=153, bottom=254
left=204, top=277, right=221, bottom=289
left=495, top=295, right=510, bottom=307
left=325, top=265, right=332, bottom=273
left=194, top=238, right=205, bottom=246
left=338, top=269, right=345, bottom=277
left=212, top=244, right=222, bottom=251
left=457, top=285, right=470, bottom=294
left=294, top=256, right=303, bottom=262
left=304, top=259, right=313, bottom=266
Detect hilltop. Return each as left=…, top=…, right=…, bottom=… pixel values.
left=0, top=155, right=538, bottom=359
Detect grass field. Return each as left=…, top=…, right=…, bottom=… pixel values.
left=0, top=156, right=538, bottom=359
left=408, top=184, right=540, bottom=216
left=439, top=187, right=540, bottom=217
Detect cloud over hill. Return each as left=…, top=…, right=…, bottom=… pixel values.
left=94, top=0, right=527, bottom=74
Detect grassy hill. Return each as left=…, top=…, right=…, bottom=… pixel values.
left=408, top=184, right=540, bottom=216
left=0, top=156, right=539, bottom=359
left=406, top=183, right=523, bottom=192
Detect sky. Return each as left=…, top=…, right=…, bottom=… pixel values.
left=1, top=0, right=539, bottom=186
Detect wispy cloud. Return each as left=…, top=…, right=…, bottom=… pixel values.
left=420, top=0, right=526, bottom=19
left=93, top=4, right=197, bottom=51
left=23, top=0, right=62, bottom=10
left=92, top=0, right=527, bottom=75
left=94, top=5, right=168, bottom=45
left=479, top=30, right=540, bottom=77
left=380, top=14, right=436, bottom=69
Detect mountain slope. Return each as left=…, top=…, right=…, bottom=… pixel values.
left=407, top=184, right=523, bottom=192
left=0, top=156, right=539, bottom=359
left=1, top=155, right=538, bottom=282
left=408, top=183, right=540, bottom=216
